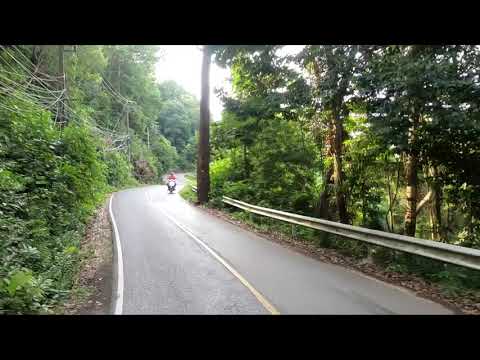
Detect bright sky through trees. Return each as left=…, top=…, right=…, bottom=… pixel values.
left=155, top=45, right=305, bottom=121
left=155, top=45, right=230, bottom=121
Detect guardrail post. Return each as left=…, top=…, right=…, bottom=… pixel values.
left=364, top=245, right=374, bottom=265
left=291, top=224, right=296, bottom=239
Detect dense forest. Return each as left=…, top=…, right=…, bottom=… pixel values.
left=0, top=45, right=198, bottom=313
left=206, top=45, right=480, bottom=290
left=1, top=44, right=480, bottom=314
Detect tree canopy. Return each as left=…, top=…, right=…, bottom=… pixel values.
left=210, top=45, right=480, bottom=274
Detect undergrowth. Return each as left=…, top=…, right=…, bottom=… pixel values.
left=0, top=102, right=137, bottom=314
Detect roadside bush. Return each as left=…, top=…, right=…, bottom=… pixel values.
left=103, top=151, right=137, bottom=188
left=0, top=100, right=108, bottom=314
left=209, top=156, right=233, bottom=200
left=149, top=135, right=178, bottom=178
left=223, top=181, right=255, bottom=202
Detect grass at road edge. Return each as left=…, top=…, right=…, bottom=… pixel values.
left=180, top=176, right=197, bottom=203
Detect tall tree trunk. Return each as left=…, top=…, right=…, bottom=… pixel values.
left=117, top=56, right=121, bottom=94
left=315, top=165, right=334, bottom=219
left=404, top=153, right=418, bottom=237
left=332, top=111, right=348, bottom=223
left=243, top=143, right=249, bottom=178
left=428, top=166, right=443, bottom=241
left=361, top=182, right=367, bottom=226
left=311, top=50, right=352, bottom=224
left=386, top=161, right=401, bottom=233
left=315, top=122, right=335, bottom=220
left=403, top=109, right=420, bottom=237
left=197, top=46, right=211, bottom=204
left=31, top=45, right=42, bottom=66
left=57, top=45, right=66, bottom=126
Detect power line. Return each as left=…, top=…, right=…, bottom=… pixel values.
left=0, top=76, right=64, bottom=103
left=0, top=69, right=63, bottom=94
left=1, top=54, right=124, bottom=137
left=101, top=77, right=133, bottom=106
left=0, top=45, right=140, bottom=154
left=10, top=45, right=65, bottom=80
left=0, top=77, right=66, bottom=116
left=0, top=50, right=63, bottom=111
left=0, top=84, right=61, bottom=112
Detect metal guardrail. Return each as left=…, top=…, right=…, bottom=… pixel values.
left=222, top=196, right=480, bottom=271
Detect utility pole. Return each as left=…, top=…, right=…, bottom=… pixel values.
left=117, top=56, right=121, bottom=95
left=115, top=54, right=129, bottom=161
left=31, top=45, right=42, bottom=66
left=58, top=45, right=66, bottom=126
left=126, top=104, right=131, bottom=163
left=147, top=125, right=150, bottom=149
left=197, top=45, right=211, bottom=204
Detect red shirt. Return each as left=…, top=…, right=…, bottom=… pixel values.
left=167, top=174, right=176, bottom=181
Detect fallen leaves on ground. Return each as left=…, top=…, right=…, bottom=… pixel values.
left=61, top=199, right=113, bottom=315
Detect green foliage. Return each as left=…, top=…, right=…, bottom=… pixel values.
left=357, top=45, right=480, bottom=243
left=211, top=114, right=319, bottom=215
left=157, top=81, right=199, bottom=152
left=59, top=125, right=107, bottom=221
left=2, top=43, right=479, bottom=310
left=210, top=45, right=480, bottom=293
left=210, top=156, right=234, bottom=198
left=65, top=45, right=197, bottom=176
left=0, top=99, right=110, bottom=313
left=178, top=135, right=197, bottom=171
left=343, top=114, right=388, bottom=228
left=130, top=135, right=158, bottom=182
left=179, top=182, right=198, bottom=204
left=150, top=134, right=179, bottom=176
left=103, top=151, right=137, bottom=188
left=0, top=45, right=204, bottom=313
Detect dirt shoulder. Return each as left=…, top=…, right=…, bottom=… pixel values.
left=62, top=198, right=113, bottom=315
left=196, top=204, right=479, bottom=315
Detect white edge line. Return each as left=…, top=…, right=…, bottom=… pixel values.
left=109, top=194, right=124, bottom=315
left=154, top=200, right=280, bottom=315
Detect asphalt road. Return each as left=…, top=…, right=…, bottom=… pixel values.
left=110, top=174, right=453, bottom=314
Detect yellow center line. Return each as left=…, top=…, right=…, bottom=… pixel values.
left=148, top=190, right=279, bottom=315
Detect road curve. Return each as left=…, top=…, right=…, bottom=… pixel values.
left=110, top=174, right=453, bottom=314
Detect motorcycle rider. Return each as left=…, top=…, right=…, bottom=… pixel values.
left=167, top=172, right=177, bottom=191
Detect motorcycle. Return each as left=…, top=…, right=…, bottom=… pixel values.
left=167, top=180, right=176, bottom=194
